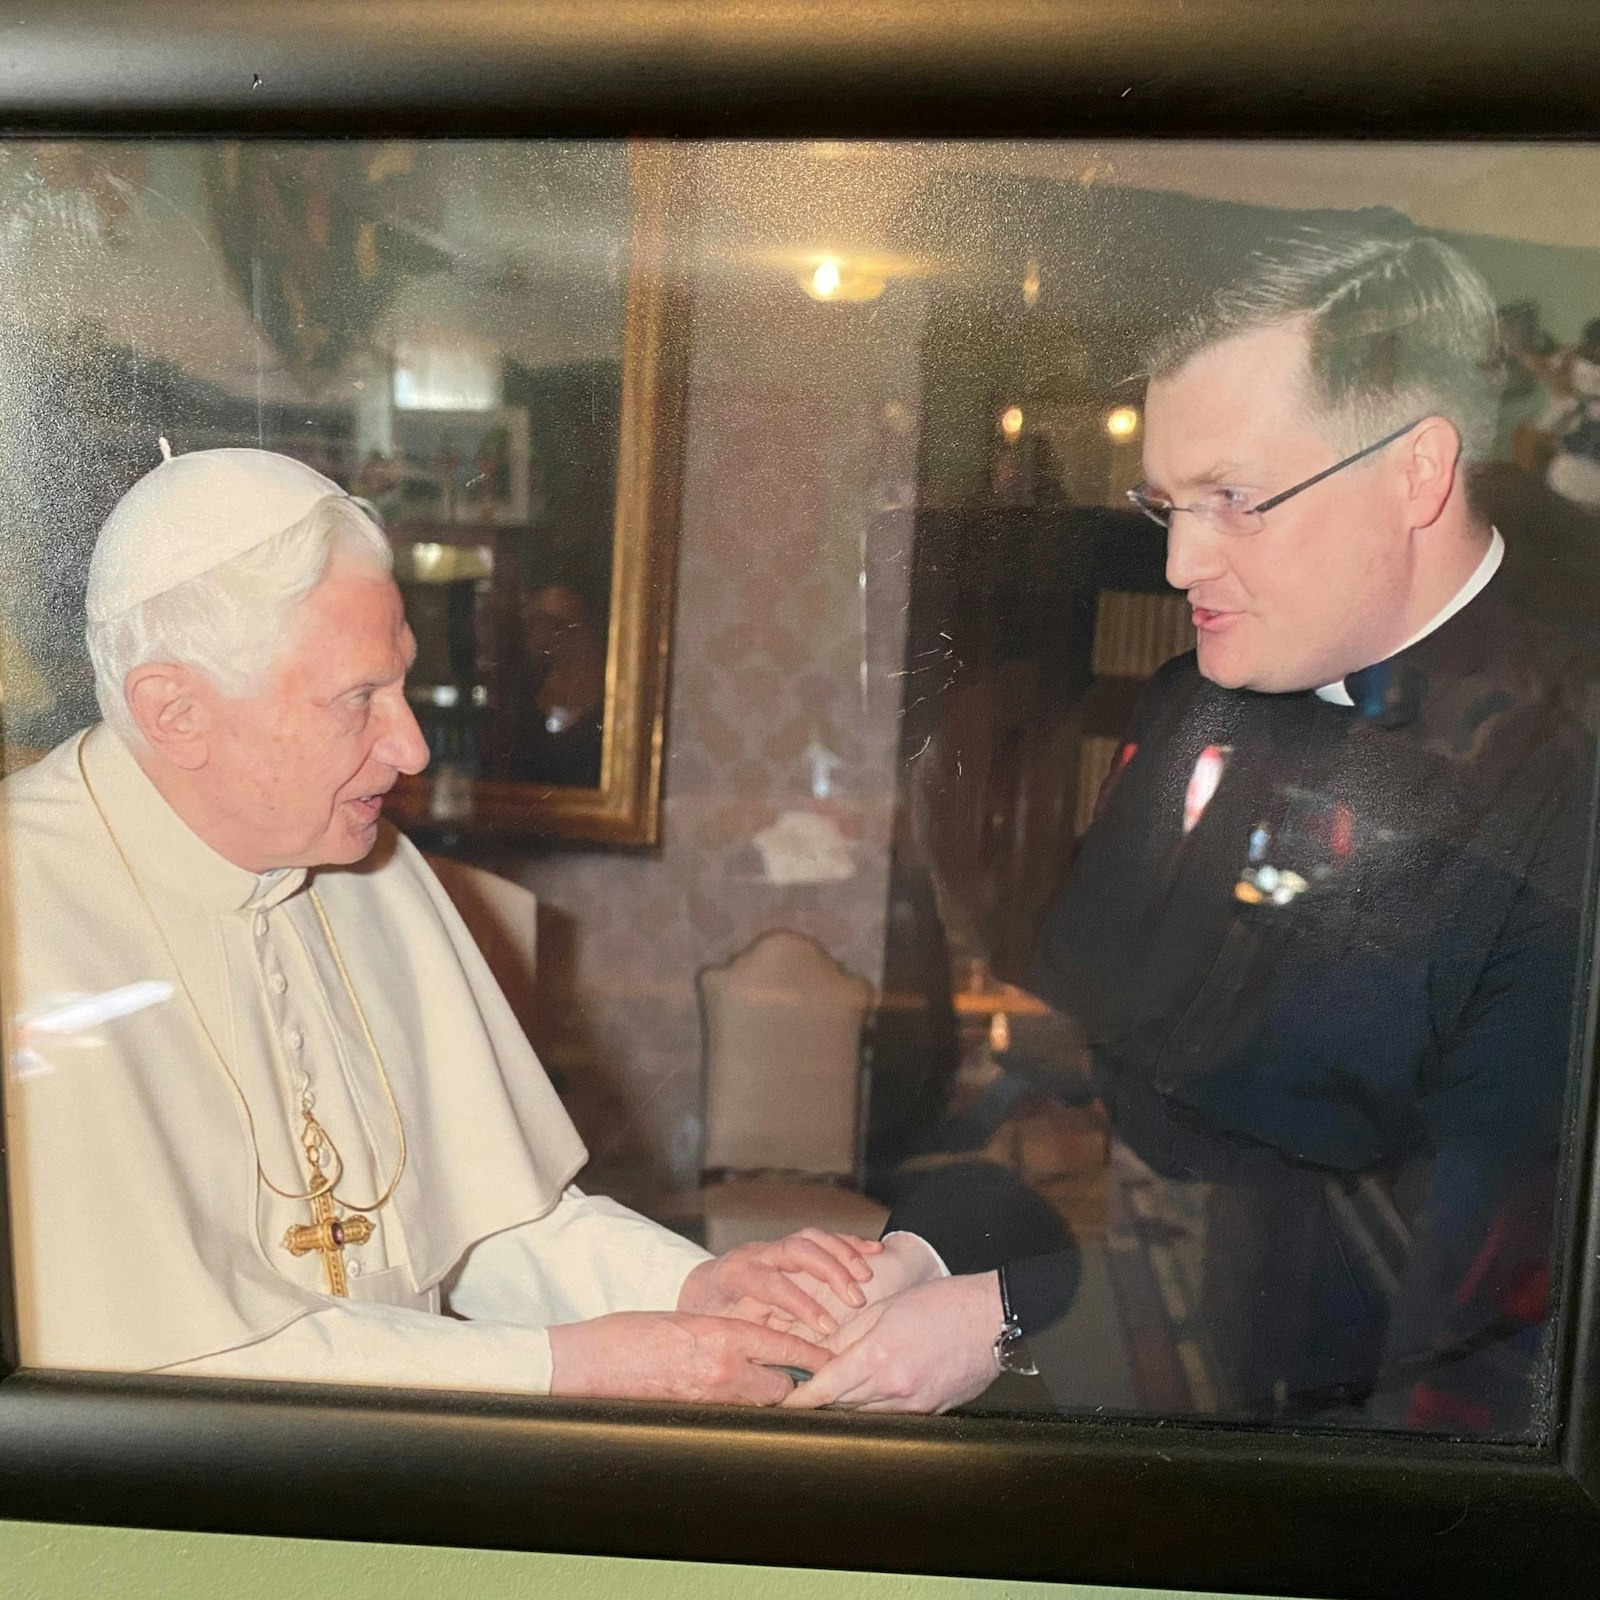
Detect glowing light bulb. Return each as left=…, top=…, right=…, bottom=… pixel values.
left=799, top=253, right=889, bottom=303
left=810, top=257, right=842, bottom=299
left=1105, top=405, right=1140, bottom=439
left=1000, top=405, right=1025, bottom=442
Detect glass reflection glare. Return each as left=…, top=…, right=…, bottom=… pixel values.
left=12, top=982, right=175, bottom=1076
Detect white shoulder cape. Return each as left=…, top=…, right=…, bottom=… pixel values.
left=0, top=730, right=587, bottom=1372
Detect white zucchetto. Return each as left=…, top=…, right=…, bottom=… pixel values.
left=86, top=447, right=350, bottom=624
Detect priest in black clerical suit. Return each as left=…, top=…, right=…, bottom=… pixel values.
left=1025, top=547, right=1592, bottom=1427
left=784, top=211, right=1599, bottom=1429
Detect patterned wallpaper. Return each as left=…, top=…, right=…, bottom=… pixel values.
left=498, top=270, right=926, bottom=1195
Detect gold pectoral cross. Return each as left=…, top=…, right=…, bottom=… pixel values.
left=283, top=1190, right=373, bottom=1297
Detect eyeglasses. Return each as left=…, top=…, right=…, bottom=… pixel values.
left=1126, top=417, right=1425, bottom=537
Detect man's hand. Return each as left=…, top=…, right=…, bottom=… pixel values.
left=781, top=1271, right=1005, bottom=1413
left=772, top=1231, right=947, bottom=1338
left=677, top=1229, right=884, bottom=1338
left=548, top=1311, right=828, bottom=1405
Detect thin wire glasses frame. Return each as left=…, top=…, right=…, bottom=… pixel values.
left=1127, top=415, right=1427, bottom=536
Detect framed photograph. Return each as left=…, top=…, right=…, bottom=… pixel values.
left=381, top=407, right=533, bottom=526
left=0, top=5, right=1599, bottom=1599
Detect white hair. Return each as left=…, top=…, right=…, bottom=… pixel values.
left=88, top=494, right=393, bottom=742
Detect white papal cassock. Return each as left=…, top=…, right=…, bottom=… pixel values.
left=0, top=724, right=709, bottom=1386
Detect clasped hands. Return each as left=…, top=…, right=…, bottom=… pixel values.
left=769, top=1233, right=1007, bottom=1414
left=549, top=1228, right=1004, bottom=1412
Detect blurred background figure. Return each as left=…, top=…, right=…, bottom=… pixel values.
left=510, top=581, right=607, bottom=788
left=1516, top=316, right=1600, bottom=512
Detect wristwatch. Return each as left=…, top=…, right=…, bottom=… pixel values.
left=993, top=1263, right=1040, bottom=1377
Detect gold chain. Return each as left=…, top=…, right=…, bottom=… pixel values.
left=77, top=733, right=408, bottom=1214
left=303, top=888, right=408, bottom=1213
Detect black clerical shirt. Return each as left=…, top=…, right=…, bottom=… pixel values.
left=1016, top=566, right=1597, bottom=1431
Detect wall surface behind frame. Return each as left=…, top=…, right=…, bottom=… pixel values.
left=0, top=1519, right=1293, bottom=1600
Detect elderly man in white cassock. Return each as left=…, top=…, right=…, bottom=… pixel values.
left=0, top=446, right=887, bottom=1403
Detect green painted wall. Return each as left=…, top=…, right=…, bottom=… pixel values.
left=0, top=1520, right=1285, bottom=1600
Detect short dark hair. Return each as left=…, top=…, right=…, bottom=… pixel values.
left=1144, top=210, right=1506, bottom=460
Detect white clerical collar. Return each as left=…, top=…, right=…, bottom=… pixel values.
left=79, top=724, right=308, bottom=914
left=1315, top=528, right=1504, bottom=707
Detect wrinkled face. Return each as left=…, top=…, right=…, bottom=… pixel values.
left=198, top=561, right=429, bottom=870
left=1142, top=323, right=1421, bottom=693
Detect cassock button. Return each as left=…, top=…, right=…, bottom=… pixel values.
left=254, top=914, right=268, bottom=938
left=347, top=1259, right=363, bottom=1279
left=268, top=973, right=287, bottom=995
left=285, top=1027, right=304, bottom=1051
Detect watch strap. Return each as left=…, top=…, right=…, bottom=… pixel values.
left=994, top=1264, right=1040, bottom=1378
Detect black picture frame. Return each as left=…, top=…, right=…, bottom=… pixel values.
left=1, top=4, right=1598, bottom=1596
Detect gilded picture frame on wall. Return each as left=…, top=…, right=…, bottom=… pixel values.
left=383, top=145, right=689, bottom=848
left=0, top=6, right=1597, bottom=1600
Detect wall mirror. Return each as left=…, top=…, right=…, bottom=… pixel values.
left=0, top=140, right=684, bottom=845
